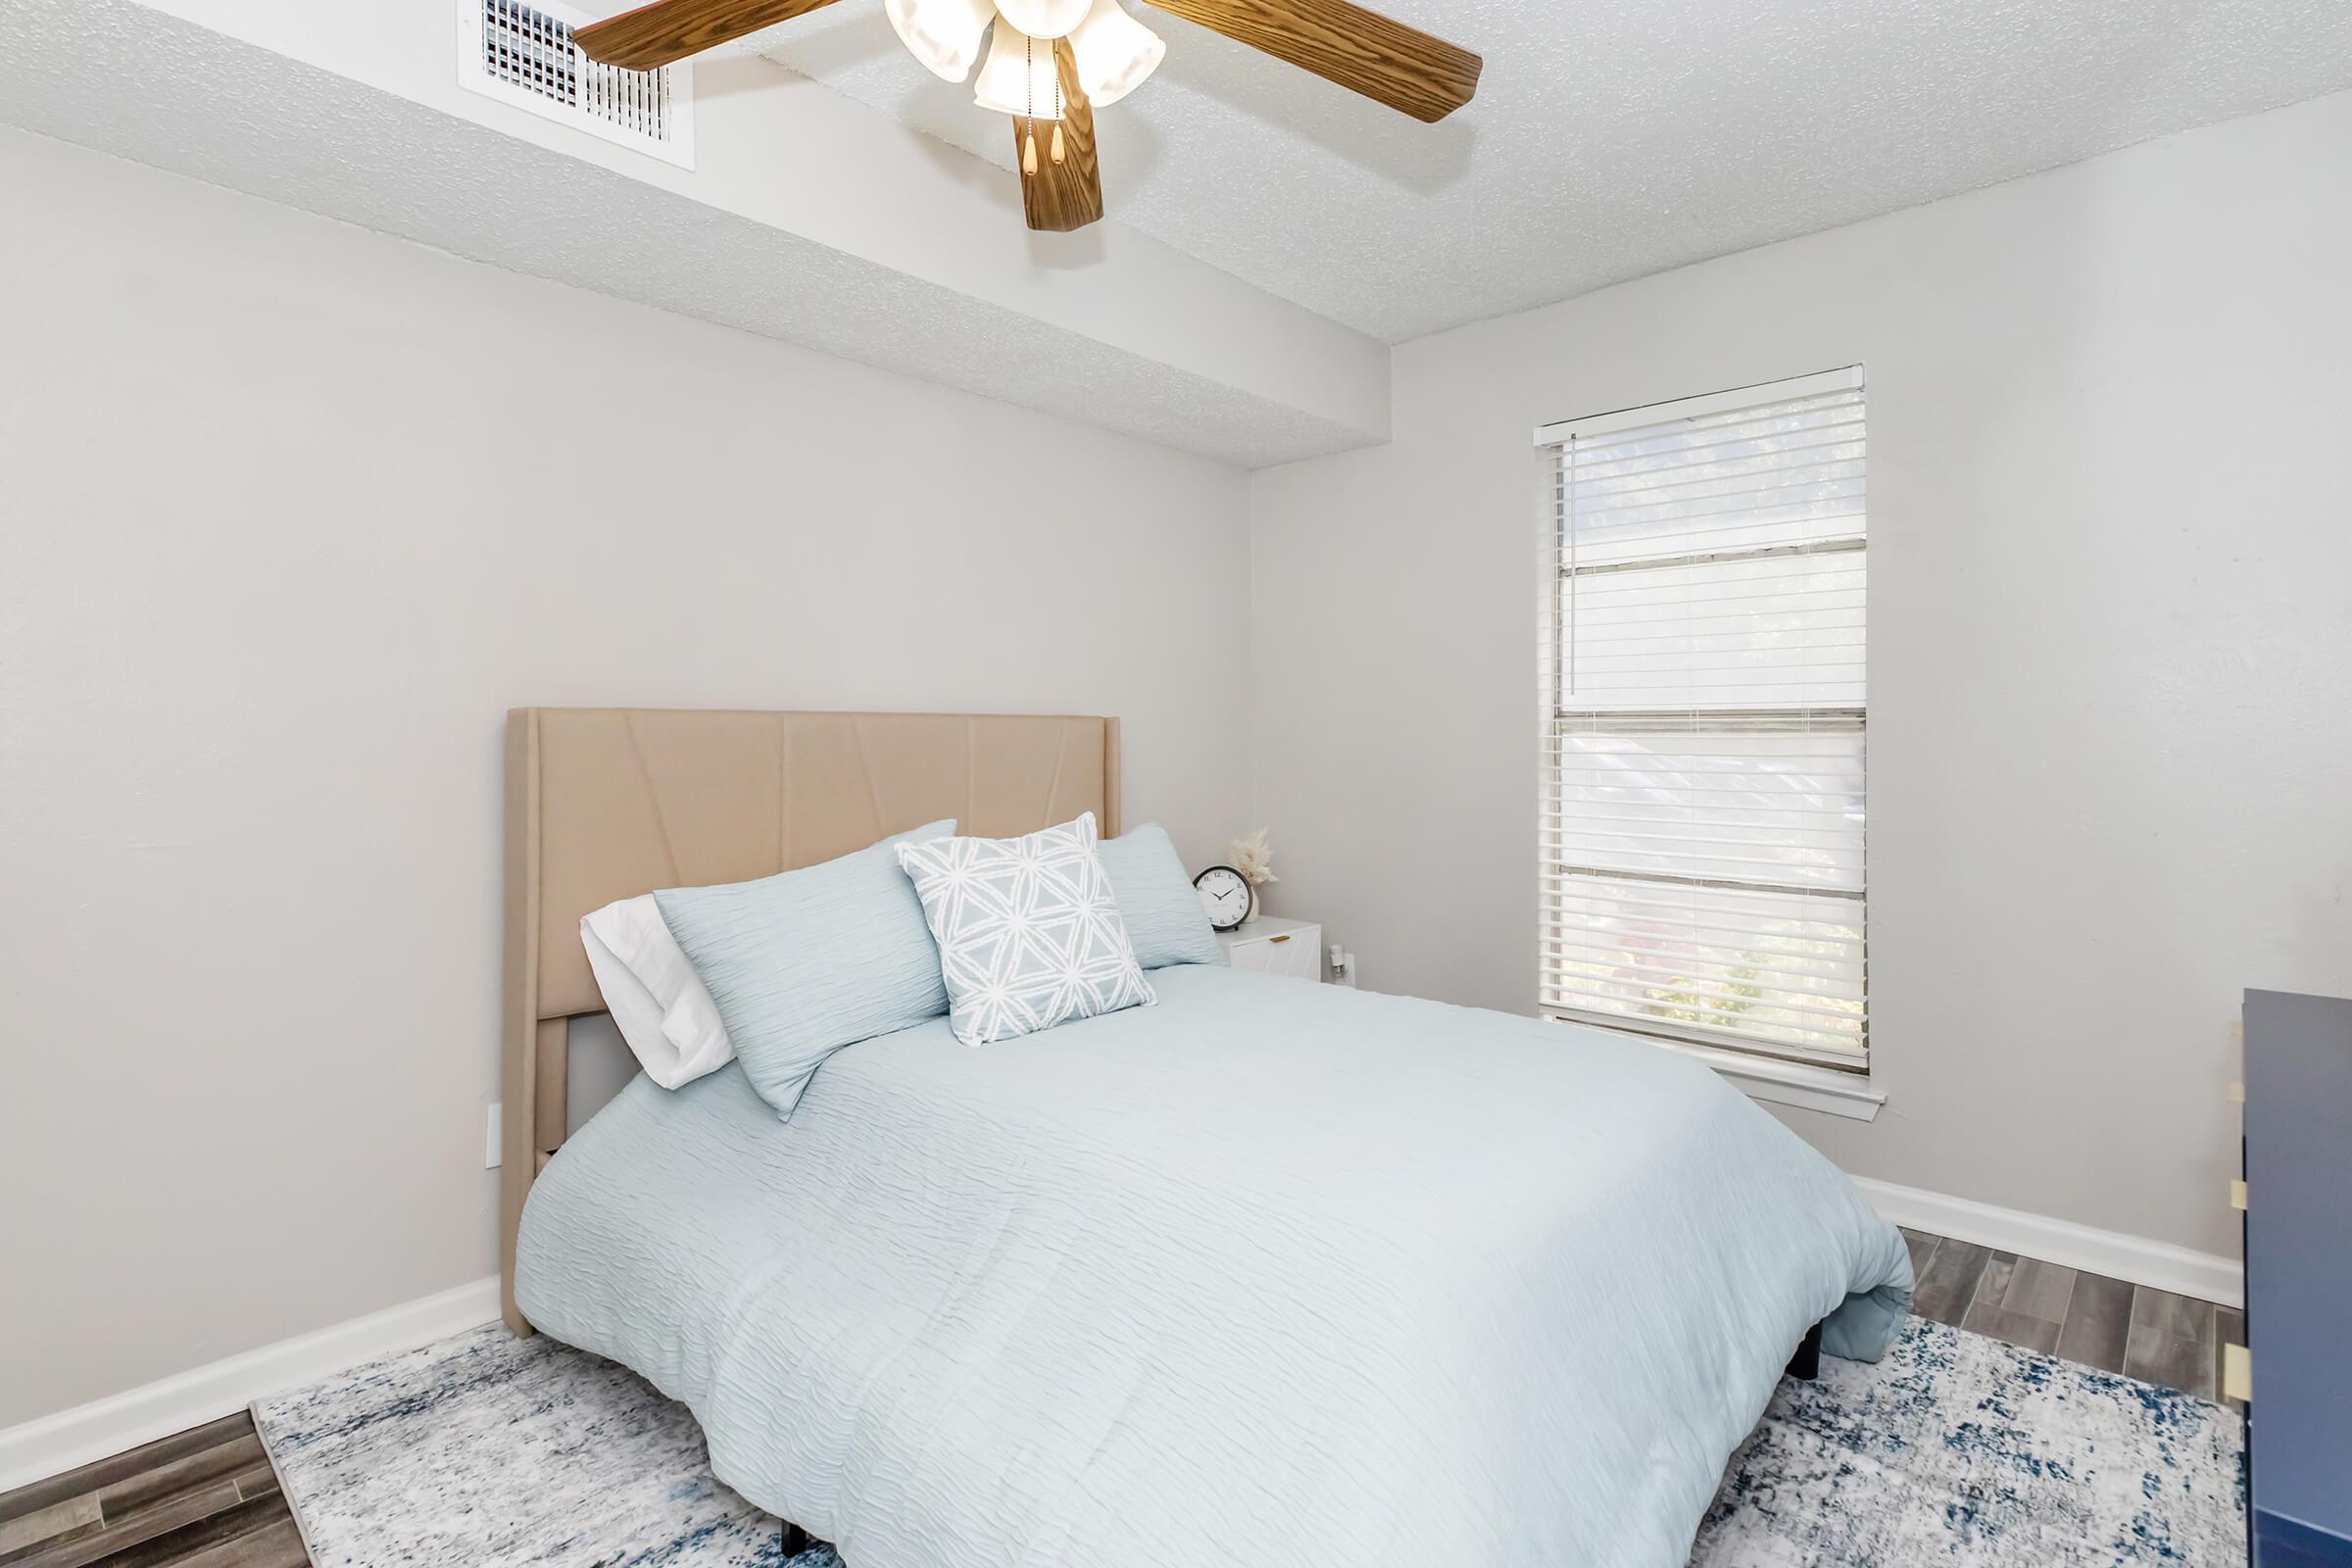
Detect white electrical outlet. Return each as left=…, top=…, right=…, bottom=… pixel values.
left=485, top=1102, right=503, bottom=1169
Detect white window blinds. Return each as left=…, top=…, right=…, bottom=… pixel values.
left=1536, top=368, right=1867, bottom=1068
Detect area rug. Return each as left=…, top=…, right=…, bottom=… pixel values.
left=1694, top=1318, right=2242, bottom=1565
left=254, top=1316, right=2243, bottom=1568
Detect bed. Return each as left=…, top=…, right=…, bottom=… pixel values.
left=501, top=708, right=1914, bottom=1568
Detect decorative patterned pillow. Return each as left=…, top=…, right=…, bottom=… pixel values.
left=894, top=811, right=1154, bottom=1046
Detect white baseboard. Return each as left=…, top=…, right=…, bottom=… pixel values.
left=1854, top=1178, right=2243, bottom=1310
left=0, top=1275, right=500, bottom=1494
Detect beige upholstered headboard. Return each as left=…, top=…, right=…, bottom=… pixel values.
left=501, top=708, right=1120, bottom=1333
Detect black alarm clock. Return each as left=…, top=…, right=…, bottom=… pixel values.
left=1193, top=865, right=1254, bottom=932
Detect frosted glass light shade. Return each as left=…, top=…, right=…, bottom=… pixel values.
left=884, top=0, right=996, bottom=81
left=973, top=21, right=1063, bottom=120
left=1068, top=0, right=1162, bottom=108
left=993, top=0, right=1090, bottom=41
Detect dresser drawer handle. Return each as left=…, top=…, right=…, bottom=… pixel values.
left=1267, top=934, right=1291, bottom=944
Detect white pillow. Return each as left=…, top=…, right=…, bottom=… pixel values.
left=894, top=811, right=1153, bottom=1047
left=579, top=895, right=735, bottom=1089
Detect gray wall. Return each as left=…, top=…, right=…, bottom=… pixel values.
left=1248, top=88, right=2352, bottom=1260
left=0, top=127, right=1254, bottom=1427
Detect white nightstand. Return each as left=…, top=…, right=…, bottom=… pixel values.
left=1216, top=917, right=1322, bottom=982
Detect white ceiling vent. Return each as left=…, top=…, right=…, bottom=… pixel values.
left=459, top=0, right=695, bottom=168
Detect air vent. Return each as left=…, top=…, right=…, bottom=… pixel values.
left=458, top=0, right=695, bottom=168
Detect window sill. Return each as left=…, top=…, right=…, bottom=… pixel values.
left=1649, top=1040, right=1885, bottom=1122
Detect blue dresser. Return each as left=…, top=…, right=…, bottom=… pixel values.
left=2243, top=989, right=2352, bottom=1568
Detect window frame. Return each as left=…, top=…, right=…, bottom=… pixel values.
left=1534, top=367, right=1872, bottom=1080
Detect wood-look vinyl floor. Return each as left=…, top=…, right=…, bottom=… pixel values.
left=1898, top=1227, right=2245, bottom=1403
left=1, top=1228, right=2243, bottom=1567
left=0, top=1414, right=301, bottom=1568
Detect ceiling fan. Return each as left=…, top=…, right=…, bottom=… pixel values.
left=571, top=0, right=1482, bottom=233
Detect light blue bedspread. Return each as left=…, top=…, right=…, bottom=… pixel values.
left=517, top=966, right=1912, bottom=1568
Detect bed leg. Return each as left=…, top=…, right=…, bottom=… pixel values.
left=1785, top=1320, right=1823, bottom=1382
left=781, top=1523, right=811, bottom=1556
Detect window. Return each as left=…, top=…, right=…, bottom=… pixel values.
left=1535, top=368, right=1867, bottom=1070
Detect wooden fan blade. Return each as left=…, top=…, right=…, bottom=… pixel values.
left=1014, top=41, right=1104, bottom=233
left=1144, top=0, right=1480, bottom=122
left=574, top=0, right=848, bottom=70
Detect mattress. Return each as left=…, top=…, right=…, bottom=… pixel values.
left=516, top=964, right=1913, bottom=1568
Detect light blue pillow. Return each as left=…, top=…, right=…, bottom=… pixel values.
left=1096, top=823, right=1226, bottom=970
left=654, top=820, right=954, bottom=1118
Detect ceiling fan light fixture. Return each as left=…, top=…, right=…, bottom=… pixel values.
left=884, top=0, right=997, bottom=81
left=973, top=20, right=1064, bottom=119
left=991, top=0, right=1091, bottom=41
left=1067, top=0, right=1162, bottom=108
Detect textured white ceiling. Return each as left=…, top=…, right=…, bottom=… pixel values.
left=0, top=0, right=1391, bottom=468
left=749, top=0, right=2352, bottom=342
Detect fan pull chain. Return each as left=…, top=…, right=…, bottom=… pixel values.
left=1022, top=36, right=1041, bottom=176
left=1051, top=67, right=1065, bottom=164
left=1051, top=122, right=1064, bottom=165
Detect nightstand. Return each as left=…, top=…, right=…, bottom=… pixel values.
left=1217, top=917, right=1322, bottom=982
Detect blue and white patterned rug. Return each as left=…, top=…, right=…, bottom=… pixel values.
left=253, top=1316, right=2243, bottom=1567
left=1696, top=1318, right=2242, bottom=1565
